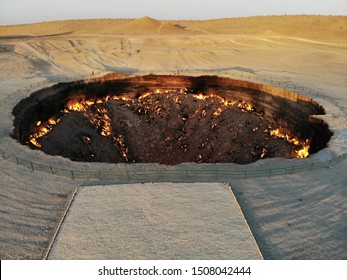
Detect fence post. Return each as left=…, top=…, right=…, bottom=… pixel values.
left=126, top=171, right=130, bottom=180
left=1, top=150, right=5, bottom=159
left=185, top=170, right=189, bottom=180
left=50, top=166, right=55, bottom=175
left=268, top=169, right=272, bottom=177
left=15, top=157, right=19, bottom=165
left=71, top=170, right=75, bottom=180
left=30, top=162, right=34, bottom=172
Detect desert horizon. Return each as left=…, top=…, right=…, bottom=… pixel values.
left=1, top=15, right=346, bottom=39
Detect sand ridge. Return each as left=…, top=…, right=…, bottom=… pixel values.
left=0, top=15, right=346, bottom=41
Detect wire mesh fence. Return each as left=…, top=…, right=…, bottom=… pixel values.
left=0, top=69, right=346, bottom=181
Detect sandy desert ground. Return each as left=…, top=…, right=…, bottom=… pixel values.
left=0, top=15, right=346, bottom=259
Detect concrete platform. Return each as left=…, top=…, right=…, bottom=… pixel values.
left=48, top=182, right=262, bottom=259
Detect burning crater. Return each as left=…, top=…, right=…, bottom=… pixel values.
left=12, top=74, right=332, bottom=165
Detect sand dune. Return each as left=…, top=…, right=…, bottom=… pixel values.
left=115, top=16, right=192, bottom=35
left=117, top=16, right=163, bottom=35
left=1, top=16, right=346, bottom=41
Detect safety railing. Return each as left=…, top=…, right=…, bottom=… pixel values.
left=0, top=148, right=346, bottom=181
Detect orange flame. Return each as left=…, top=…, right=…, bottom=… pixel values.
left=100, top=114, right=112, bottom=137
left=213, top=108, right=223, bottom=117
left=113, top=134, right=129, bottom=161
left=194, top=93, right=206, bottom=100
left=67, top=100, right=88, bottom=112
left=296, top=139, right=310, bottom=158
left=260, top=147, right=267, bottom=158
left=237, top=101, right=254, bottom=112
left=270, top=128, right=310, bottom=158
left=29, top=117, right=61, bottom=147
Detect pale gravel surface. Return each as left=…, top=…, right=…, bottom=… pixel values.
left=48, top=183, right=262, bottom=260
left=0, top=17, right=346, bottom=259
left=0, top=161, right=80, bottom=259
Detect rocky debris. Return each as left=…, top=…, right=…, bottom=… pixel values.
left=31, top=90, right=300, bottom=164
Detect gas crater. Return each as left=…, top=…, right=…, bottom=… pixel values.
left=12, top=74, right=333, bottom=165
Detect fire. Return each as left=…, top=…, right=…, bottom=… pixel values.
left=85, top=100, right=95, bottom=106
left=260, top=147, right=267, bottom=158
left=155, top=106, right=162, bottom=115
left=28, top=117, right=61, bottom=147
left=100, top=111, right=112, bottom=136
left=65, top=100, right=127, bottom=160
left=237, top=101, right=254, bottom=112
left=174, top=96, right=180, bottom=104
left=213, top=108, right=223, bottom=117
left=66, top=97, right=110, bottom=112
left=48, top=118, right=57, bottom=125
left=138, top=92, right=151, bottom=100
left=67, top=100, right=88, bottom=112
left=224, top=100, right=237, bottom=106
left=270, top=128, right=310, bottom=158
left=138, top=90, right=241, bottom=120
left=194, top=93, right=206, bottom=100
left=296, top=139, right=310, bottom=158
left=101, top=121, right=111, bottom=136
left=270, top=129, right=300, bottom=145
left=113, top=134, right=129, bottom=161
left=121, top=96, right=132, bottom=101
left=87, top=107, right=112, bottom=137
left=83, top=136, right=91, bottom=143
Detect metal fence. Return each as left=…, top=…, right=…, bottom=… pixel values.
left=1, top=69, right=346, bottom=181
left=0, top=148, right=346, bottom=181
